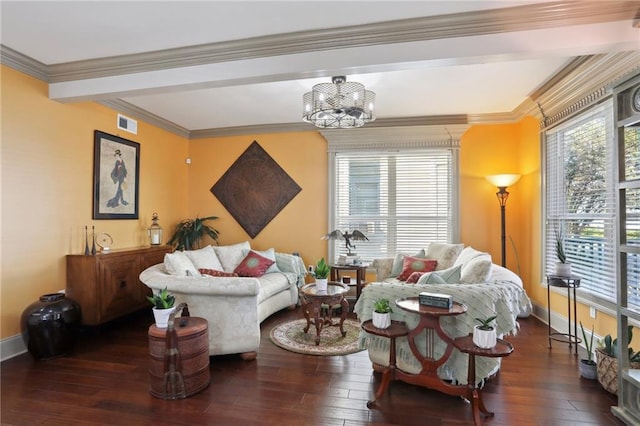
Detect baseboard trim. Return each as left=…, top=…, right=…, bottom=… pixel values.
left=1, top=334, right=27, bottom=362
left=530, top=301, right=600, bottom=356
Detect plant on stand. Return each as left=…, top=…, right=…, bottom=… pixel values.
left=147, top=287, right=176, bottom=328
left=579, top=321, right=597, bottom=379
left=473, top=315, right=497, bottom=349
left=554, top=226, right=571, bottom=276
left=372, top=298, right=392, bottom=329
left=167, top=215, right=220, bottom=250
left=313, top=257, right=330, bottom=292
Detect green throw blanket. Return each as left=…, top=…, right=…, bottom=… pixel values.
left=354, top=280, right=531, bottom=385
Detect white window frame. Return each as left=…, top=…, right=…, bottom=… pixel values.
left=324, top=127, right=461, bottom=264
left=543, top=99, right=617, bottom=311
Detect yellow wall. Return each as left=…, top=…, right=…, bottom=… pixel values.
left=1, top=65, right=190, bottom=337
left=1, top=64, right=618, bottom=344
left=187, top=132, right=328, bottom=266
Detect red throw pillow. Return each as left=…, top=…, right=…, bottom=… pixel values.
left=233, top=250, right=275, bottom=277
left=406, top=271, right=426, bottom=284
left=397, top=256, right=437, bottom=281
left=198, top=268, right=238, bottom=277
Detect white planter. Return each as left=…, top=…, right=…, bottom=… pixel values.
left=473, top=325, right=497, bottom=349
left=315, top=278, right=328, bottom=292
left=372, top=311, right=391, bottom=329
left=152, top=306, right=176, bottom=328
left=555, top=262, right=572, bottom=277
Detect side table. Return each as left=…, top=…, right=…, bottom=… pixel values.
left=546, top=274, right=581, bottom=356
left=299, top=282, right=349, bottom=345
left=453, top=335, right=514, bottom=426
left=330, top=264, right=368, bottom=302
left=361, top=320, right=410, bottom=408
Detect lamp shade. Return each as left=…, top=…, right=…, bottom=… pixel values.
left=486, top=174, right=521, bottom=188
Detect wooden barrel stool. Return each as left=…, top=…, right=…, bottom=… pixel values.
left=148, top=304, right=210, bottom=399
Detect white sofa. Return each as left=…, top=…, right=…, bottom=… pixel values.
left=140, top=241, right=306, bottom=360
left=354, top=244, right=532, bottom=385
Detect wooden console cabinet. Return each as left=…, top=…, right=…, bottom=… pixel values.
left=66, top=245, right=172, bottom=326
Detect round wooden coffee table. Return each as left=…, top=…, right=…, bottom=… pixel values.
left=299, top=282, right=349, bottom=345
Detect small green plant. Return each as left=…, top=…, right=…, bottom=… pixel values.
left=313, top=257, right=330, bottom=279
left=146, top=287, right=175, bottom=309
left=555, top=226, right=567, bottom=264
left=580, top=321, right=595, bottom=364
left=373, top=298, right=393, bottom=314
left=599, top=325, right=640, bottom=362
left=474, top=315, right=497, bottom=331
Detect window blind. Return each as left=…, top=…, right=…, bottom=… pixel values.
left=331, top=149, right=455, bottom=263
left=545, top=99, right=616, bottom=304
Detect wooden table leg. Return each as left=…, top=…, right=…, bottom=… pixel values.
left=466, top=352, right=494, bottom=426
left=312, top=303, right=322, bottom=345
left=367, top=335, right=398, bottom=408
left=339, top=297, right=348, bottom=337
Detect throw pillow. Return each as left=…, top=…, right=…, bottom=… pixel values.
left=425, top=243, right=464, bottom=270
left=164, top=251, right=201, bottom=277
left=460, top=255, right=493, bottom=283
left=234, top=250, right=275, bottom=277
left=390, top=249, right=426, bottom=278
left=416, top=264, right=462, bottom=285
left=184, top=245, right=224, bottom=270
left=397, top=256, right=437, bottom=281
left=454, top=246, right=488, bottom=267
left=198, top=268, right=238, bottom=277
left=213, top=241, right=251, bottom=272
left=406, top=271, right=426, bottom=284
left=422, top=272, right=447, bottom=284
left=242, top=248, right=281, bottom=274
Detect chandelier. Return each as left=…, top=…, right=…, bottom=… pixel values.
left=302, top=76, right=376, bottom=129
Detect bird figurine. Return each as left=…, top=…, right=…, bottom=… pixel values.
left=322, top=229, right=369, bottom=255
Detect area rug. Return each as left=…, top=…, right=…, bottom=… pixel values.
left=269, top=318, right=364, bottom=356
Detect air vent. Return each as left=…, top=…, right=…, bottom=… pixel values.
left=117, top=114, right=138, bottom=134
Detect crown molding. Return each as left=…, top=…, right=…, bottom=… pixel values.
left=43, top=1, right=640, bottom=82
left=0, top=45, right=48, bottom=82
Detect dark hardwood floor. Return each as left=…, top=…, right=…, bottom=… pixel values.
left=1, top=307, right=623, bottom=426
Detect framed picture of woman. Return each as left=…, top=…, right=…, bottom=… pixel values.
left=92, top=130, right=140, bottom=219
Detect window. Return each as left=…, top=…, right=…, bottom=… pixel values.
left=329, top=149, right=458, bottom=263
left=544, top=100, right=616, bottom=305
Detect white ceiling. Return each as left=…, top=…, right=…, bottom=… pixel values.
left=1, top=1, right=639, bottom=135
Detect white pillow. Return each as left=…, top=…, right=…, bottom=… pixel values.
left=243, top=248, right=281, bottom=274
left=425, top=243, right=464, bottom=270
left=460, top=255, right=493, bottom=283
left=454, top=246, right=489, bottom=267
left=164, top=251, right=201, bottom=277
left=213, top=241, right=251, bottom=272
left=184, top=245, right=223, bottom=270
left=390, top=249, right=426, bottom=278
left=417, top=264, right=463, bottom=284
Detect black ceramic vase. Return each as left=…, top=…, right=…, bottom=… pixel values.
left=21, top=293, right=82, bottom=359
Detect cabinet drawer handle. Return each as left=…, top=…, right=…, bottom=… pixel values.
left=120, top=280, right=127, bottom=288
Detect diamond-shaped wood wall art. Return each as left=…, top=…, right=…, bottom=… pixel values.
left=211, top=141, right=302, bottom=238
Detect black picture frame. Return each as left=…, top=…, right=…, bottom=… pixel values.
left=92, top=130, right=140, bottom=219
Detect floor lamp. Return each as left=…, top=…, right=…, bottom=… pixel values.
left=486, top=174, right=521, bottom=268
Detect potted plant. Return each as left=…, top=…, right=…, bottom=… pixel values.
left=313, top=257, right=330, bottom=292
left=554, top=226, right=571, bottom=276
left=167, top=215, right=220, bottom=251
left=473, top=315, right=497, bottom=349
left=579, top=321, right=597, bottom=379
left=147, top=287, right=176, bottom=328
left=372, top=298, right=392, bottom=329
left=596, top=325, right=640, bottom=394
